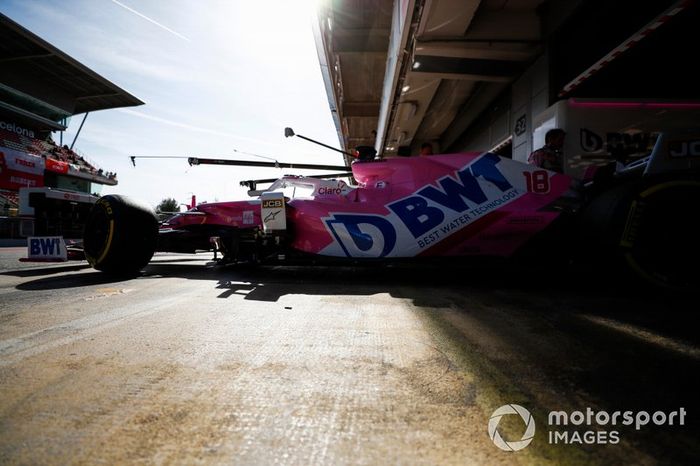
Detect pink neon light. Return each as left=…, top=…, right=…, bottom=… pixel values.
left=569, top=100, right=700, bottom=109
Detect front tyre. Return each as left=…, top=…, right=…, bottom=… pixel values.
left=83, top=195, right=158, bottom=274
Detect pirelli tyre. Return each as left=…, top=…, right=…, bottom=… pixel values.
left=617, top=178, right=700, bottom=291
left=579, top=177, right=700, bottom=291
left=83, top=195, right=159, bottom=274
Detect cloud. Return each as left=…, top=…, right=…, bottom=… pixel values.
left=82, top=45, right=194, bottom=83
left=116, top=109, right=285, bottom=149
left=110, top=0, right=190, bottom=41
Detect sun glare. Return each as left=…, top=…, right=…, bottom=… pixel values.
left=230, top=0, right=325, bottom=57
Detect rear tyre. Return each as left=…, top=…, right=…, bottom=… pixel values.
left=83, top=195, right=159, bottom=274
left=579, top=177, right=700, bottom=291
left=619, top=179, right=700, bottom=291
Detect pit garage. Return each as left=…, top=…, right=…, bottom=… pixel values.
left=313, top=0, right=700, bottom=289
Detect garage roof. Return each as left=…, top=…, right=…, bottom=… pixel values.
left=0, top=12, right=143, bottom=122
left=315, top=0, right=542, bottom=158
left=315, top=0, right=697, bottom=159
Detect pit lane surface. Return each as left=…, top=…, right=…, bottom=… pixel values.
left=0, top=251, right=698, bottom=465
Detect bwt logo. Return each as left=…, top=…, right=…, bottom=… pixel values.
left=29, top=237, right=62, bottom=256
left=325, top=154, right=514, bottom=257
left=580, top=128, right=655, bottom=156
left=388, top=153, right=512, bottom=238
left=488, top=404, right=536, bottom=451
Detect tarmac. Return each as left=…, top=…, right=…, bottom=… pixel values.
left=0, top=250, right=698, bottom=465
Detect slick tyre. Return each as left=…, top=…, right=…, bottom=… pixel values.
left=579, top=177, right=700, bottom=291
left=618, top=179, right=700, bottom=291
left=83, top=195, right=159, bottom=274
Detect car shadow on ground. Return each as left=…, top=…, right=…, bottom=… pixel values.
left=14, top=270, right=137, bottom=289
left=1, top=263, right=92, bottom=277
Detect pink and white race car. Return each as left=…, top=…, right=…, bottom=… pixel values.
left=82, top=132, right=700, bottom=290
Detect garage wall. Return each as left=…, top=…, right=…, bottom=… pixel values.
left=511, top=54, right=549, bottom=163
left=452, top=53, right=550, bottom=158
left=454, top=90, right=512, bottom=155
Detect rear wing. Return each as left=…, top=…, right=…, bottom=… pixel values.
left=643, top=131, right=700, bottom=176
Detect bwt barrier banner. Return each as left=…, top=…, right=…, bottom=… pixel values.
left=27, top=237, right=68, bottom=261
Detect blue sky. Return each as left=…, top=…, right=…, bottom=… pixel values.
left=1, top=0, right=342, bottom=208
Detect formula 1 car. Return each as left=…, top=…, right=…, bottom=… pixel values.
left=81, top=130, right=700, bottom=290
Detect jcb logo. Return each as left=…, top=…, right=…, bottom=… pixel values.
left=262, top=199, right=283, bottom=208
left=669, top=140, right=700, bottom=158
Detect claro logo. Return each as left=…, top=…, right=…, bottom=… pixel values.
left=318, top=186, right=344, bottom=195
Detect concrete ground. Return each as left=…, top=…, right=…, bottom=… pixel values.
left=0, top=249, right=698, bottom=465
